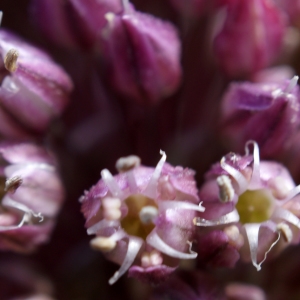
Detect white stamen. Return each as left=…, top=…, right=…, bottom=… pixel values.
left=281, top=184, right=300, bottom=204
left=90, top=237, right=117, bottom=252
left=245, top=141, right=261, bottom=190
left=193, top=209, right=240, bottom=226
left=146, top=230, right=197, bottom=259
left=144, top=150, right=166, bottom=199
left=0, top=12, right=3, bottom=27
left=126, top=170, right=139, bottom=193
left=139, top=206, right=158, bottom=224
left=277, top=223, right=293, bottom=243
left=0, top=211, right=28, bottom=232
left=220, top=157, right=248, bottom=195
left=159, top=200, right=205, bottom=212
left=141, top=250, right=163, bottom=267
left=109, top=237, right=143, bottom=285
left=102, top=197, right=122, bottom=220
left=216, top=175, right=235, bottom=202
left=244, top=223, right=280, bottom=271
left=101, top=169, right=122, bottom=198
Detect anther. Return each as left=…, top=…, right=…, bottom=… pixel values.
left=4, top=49, right=19, bottom=72
left=5, top=176, right=23, bottom=193
left=115, top=155, right=141, bottom=172
left=217, top=175, right=235, bottom=202
left=277, top=223, right=293, bottom=243
left=90, top=236, right=117, bottom=252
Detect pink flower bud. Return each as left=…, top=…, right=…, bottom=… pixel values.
left=220, top=76, right=300, bottom=157
left=101, top=3, right=182, bottom=104
left=213, top=0, right=286, bottom=77
left=80, top=152, right=204, bottom=284
left=0, top=30, right=73, bottom=139
left=31, top=0, right=123, bottom=50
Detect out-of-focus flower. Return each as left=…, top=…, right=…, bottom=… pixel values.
left=80, top=152, right=204, bottom=284
left=195, top=141, right=300, bottom=271
left=0, top=142, right=64, bottom=253
left=101, top=1, right=182, bottom=105
left=220, top=76, right=300, bottom=157
left=213, top=0, right=286, bottom=77
left=150, top=270, right=225, bottom=300
left=30, top=0, right=122, bottom=50
left=274, top=0, right=300, bottom=28
left=0, top=29, right=73, bottom=139
left=225, top=282, right=266, bottom=300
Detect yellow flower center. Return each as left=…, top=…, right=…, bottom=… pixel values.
left=236, top=189, right=274, bottom=224
left=121, top=194, right=158, bottom=240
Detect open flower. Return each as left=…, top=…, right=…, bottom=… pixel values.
left=80, top=152, right=204, bottom=284
left=195, top=141, right=300, bottom=270
left=0, top=142, right=64, bottom=253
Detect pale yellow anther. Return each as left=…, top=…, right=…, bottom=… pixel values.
left=217, top=175, right=235, bottom=202
left=277, top=223, right=293, bottom=243
left=4, top=49, right=19, bottom=72
left=90, top=236, right=117, bottom=252
left=102, top=197, right=121, bottom=220
left=224, top=225, right=244, bottom=248
left=141, top=250, right=162, bottom=267
left=115, top=155, right=141, bottom=172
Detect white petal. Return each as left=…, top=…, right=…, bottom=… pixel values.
left=193, top=209, right=240, bottom=226
left=144, top=150, right=166, bottom=198
left=108, top=236, right=143, bottom=285
left=220, top=157, right=248, bottom=194
left=101, top=169, right=122, bottom=198
left=159, top=200, right=205, bottom=212
left=245, top=141, right=261, bottom=190
left=146, top=230, right=197, bottom=259
left=87, top=219, right=119, bottom=235
left=244, top=223, right=280, bottom=271
left=272, top=207, right=300, bottom=229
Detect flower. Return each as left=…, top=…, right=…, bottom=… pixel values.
left=0, top=142, right=64, bottom=253
left=100, top=0, right=182, bottom=105
left=195, top=141, right=300, bottom=270
left=0, top=29, right=73, bottom=139
left=220, top=76, right=300, bottom=157
left=80, top=151, right=204, bottom=284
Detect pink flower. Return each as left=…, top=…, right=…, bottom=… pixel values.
left=0, top=142, right=64, bottom=253
left=195, top=141, right=300, bottom=270
left=80, top=152, right=204, bottom=284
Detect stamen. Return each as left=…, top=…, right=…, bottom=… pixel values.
left=193, top=209, right=240, bottom=226
left=216, top=175, right=235, bottom=202
left=0, top=11, right=3, bottom=26
left=139, top=206, right=158, bottom=224
left=141, top=249, right=163, bottom=267
left=90, top=230, right=126, bottom=252
left=5, top=176, right=22, bottom=194
left=220, top=157, right=248, bottom=194
left=102, top=197, right=122, bottom=220
left=146, top=230, right=197, bottom=259
left=115, top=155, right=141, bottom=172
left=109, top=237, right=143, bottom=285
left=144, top=150, right=166, bottom=199
left=245, top=141, right=261, bottom=190
left=0, top=211, right=28, bottom=232
left=277, top=223, right=293, bottom=243
left=159, top=200, right=205, bottom=212
left=244, top=223, right=280, bottom=271
left=4, top=49, right=19, bottom=72
left=101, top=169, right=122, bottom=198
left=281, top=184, right=300, bottom=204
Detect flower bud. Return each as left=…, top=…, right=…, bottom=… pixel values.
left=101, top=3, right=182, bottom=105
left=220, top=76, right=300, bottom=157
left=0, top=29, right=73, bottom=139
left=0, top=142, right=64, bottom=253
left=213, top=0, right=286, bottom=77
left=31, top=0, right=123, bottom=50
